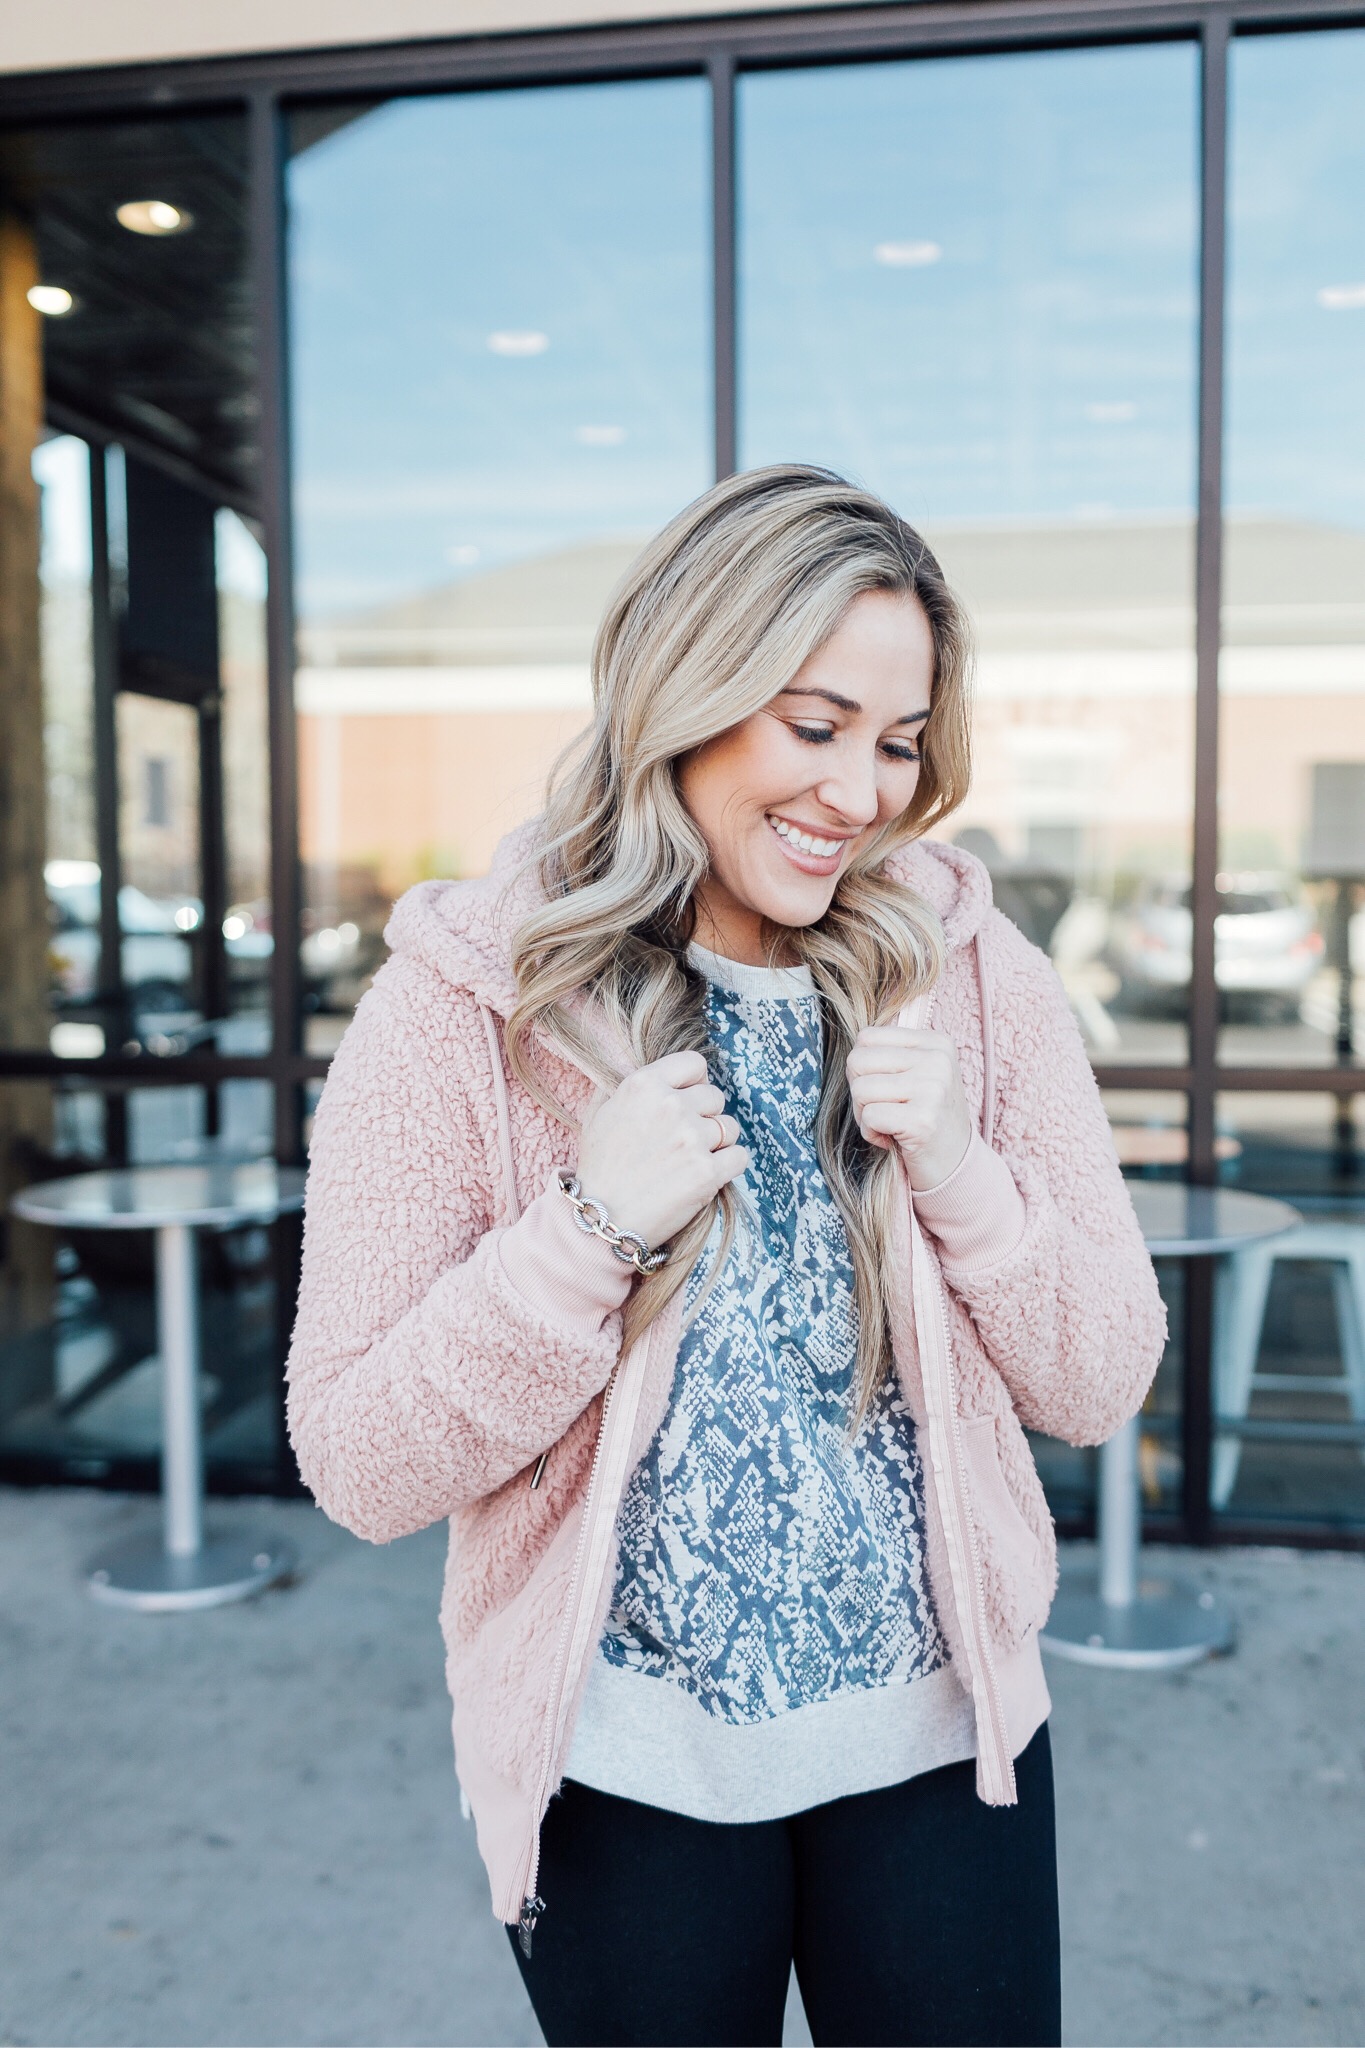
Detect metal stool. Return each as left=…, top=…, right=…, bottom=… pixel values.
left=1213, top=1220, right=1365, bottom=1508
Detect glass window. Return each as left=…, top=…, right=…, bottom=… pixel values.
left=740, top=45, right=1201, bottom=1067
left=1214, top=1092, right=1365, bottom=1527
left=34, top=434, right=99, bottom=1056
left=288, top=81, right=711, bottom=1043
left=216, top=510, right=272, bottom=1050
left=2, top=112, right=264, bottom=1066
left=1220, top=30, right=1365, bottom=1072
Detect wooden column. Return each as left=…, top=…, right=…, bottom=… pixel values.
left=0, top=213, right=53, bottom=1331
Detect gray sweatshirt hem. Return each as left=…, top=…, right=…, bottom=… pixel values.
left=564, top=1658, right=980, bottom=1823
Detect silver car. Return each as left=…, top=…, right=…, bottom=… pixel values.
left=1110, top=873, right=1325, bottom=1019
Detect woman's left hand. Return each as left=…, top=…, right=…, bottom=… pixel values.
left=845, top=1026, right=974, bottom=1190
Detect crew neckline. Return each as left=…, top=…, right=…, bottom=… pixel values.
left=687, top=940, right=815, bottom=1000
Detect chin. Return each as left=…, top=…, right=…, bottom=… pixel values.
left=756, top=878, right=839, bottom=931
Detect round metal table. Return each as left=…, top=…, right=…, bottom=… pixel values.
left=1040, top=1182, right=1300, bottom=1671
left=13, top=1162, right=306, bottom=1612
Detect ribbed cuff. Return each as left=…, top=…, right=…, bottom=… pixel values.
left=497, top=1175, right=636, bottom=1333
left=914, top=1131, right=1027, bottom=1275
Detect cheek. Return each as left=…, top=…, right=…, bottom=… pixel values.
left=878, top=759, right=923, bottom=823
left=680, top=719, right=788, bottom=842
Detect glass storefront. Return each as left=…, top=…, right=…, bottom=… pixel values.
left=1213, top=1093, right=1365, bottom=1527
left=287, top=81, right=710, bottom=1045
left=741, top=45, right=1201, bottom=1072
left=1220, top=29, right=1365, bottom=1075
left=4, top=113, right=270, bottom=1067
left=0, top=12, right=1360, bottom=1538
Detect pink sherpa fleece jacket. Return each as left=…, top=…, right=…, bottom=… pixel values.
left=286, top=824, right=1166, bottom=1932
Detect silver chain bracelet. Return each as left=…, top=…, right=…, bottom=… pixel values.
left=555, top=1170, right=671, bottom=1275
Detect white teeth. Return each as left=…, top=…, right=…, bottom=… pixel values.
left=767, top=816, right=842, bottom=859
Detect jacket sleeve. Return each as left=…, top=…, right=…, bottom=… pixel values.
left=917, top=912, right=1167, bottom=1446
left=285, top=964, right=631, bottom=1542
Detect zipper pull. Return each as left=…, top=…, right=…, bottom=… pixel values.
left=517, top=1894, right=546, bottom=1959
left=530, top=1451, right=549, bottom=1491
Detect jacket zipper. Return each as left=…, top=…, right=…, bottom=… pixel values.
left=898, top=989, right=1015, bottom=1803
left=917, top=1195, right=1015, bottom=1801
left=514, top=1316, right=659, bottom=1954
left=515, top=1362, right=618, bottom=1956
left=478, top=1004, right=662, bottom=1950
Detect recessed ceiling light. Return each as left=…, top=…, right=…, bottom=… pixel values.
left=116, top=199, right=193, bottom=237
left=1317, top=282, right=1365, bottom=310
left=575, top=424, right=627, bottom=446
left=1085, top=400, right=1138, bottom=423
left=486, top=330, right=549, bottom=357
left=873, top=240, right=942, bottom=268
left=28, top=284, right=75, bottom=316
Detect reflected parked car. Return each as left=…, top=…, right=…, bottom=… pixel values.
left=47, top=861, right=273, bottom=1012
left=1109, top=873, right=1325, bottom=1019
left=48, top=861, right=198, bottom=1008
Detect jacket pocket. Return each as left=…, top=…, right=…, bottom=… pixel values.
left=960, top=1411, right=1042, bottom=1582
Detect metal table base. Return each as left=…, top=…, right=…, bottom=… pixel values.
left=13, top=1166, right=305, bottom=1615
left=80, top=1218, right=296, bottom=1610
left=1043, top=1572, right=1233, bottom=1670
left=1042, top=1417, right=1234, bottom=1671
left=89, top=1533, right=296, bottom=1613
left=1042, top=1188, right=1297, bottom=1675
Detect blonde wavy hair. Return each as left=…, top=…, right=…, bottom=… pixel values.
left=506, top=464, right=972, bottom=1424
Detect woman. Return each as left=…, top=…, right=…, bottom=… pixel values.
left=288, top=465, right=1165, bottom=2048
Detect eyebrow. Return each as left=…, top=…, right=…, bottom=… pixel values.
left=778, top=686, right=931, bottom=726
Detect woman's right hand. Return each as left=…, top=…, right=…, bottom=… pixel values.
left=574, top=1051, right=749, bottom=1254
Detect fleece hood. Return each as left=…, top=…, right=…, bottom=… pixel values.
left=383, top=817, right=997, bottom=1021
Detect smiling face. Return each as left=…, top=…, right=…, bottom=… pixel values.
left=677, top=588, right=935, bottom=965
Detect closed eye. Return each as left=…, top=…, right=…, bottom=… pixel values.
left=790, top=722, right=920, bottom=762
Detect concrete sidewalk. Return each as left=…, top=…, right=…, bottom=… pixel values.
left=1, top=1485, right=1361, bottom=2047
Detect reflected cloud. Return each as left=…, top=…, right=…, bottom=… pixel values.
left=1085, top=401, right=1139, bottom=422
left=873, top=239, right=942, bottom=267
left=1317, top=283, right=1365, bottom=309
left=575, top=424, right=627, bottom=445
left=486, top=329, right=550, bottom=355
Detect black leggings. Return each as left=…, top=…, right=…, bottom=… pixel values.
left=509, top=1725, right=1060, bottom=2048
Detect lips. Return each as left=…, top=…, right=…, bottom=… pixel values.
left=766, top=814, right=849, bottom=858
left=764, top=812, right=855, bottom=876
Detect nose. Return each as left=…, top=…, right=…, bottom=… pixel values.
left=814, top=744, right=880, bottom=829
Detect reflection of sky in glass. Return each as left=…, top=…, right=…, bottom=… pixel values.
left=32, top=435, right=92, bottom=584
left=288, top=81, right=710, bottom=620
left=1227, top=28, right=1365, bottom=528
left=739, top=46, right=1200, bottom=526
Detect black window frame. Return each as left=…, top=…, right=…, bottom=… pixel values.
left=2, top=0, right=1363, bottom=1540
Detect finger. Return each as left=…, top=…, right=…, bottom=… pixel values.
left=846, top=1044, right=947, bottom=1077
left=859, top=1100, right=911, bottom=1137
left=676, top=1080, right=727, bottom=1120
left=709, top=1143, right=750, bottom=1185
left=849, top=1079, right=918, bottom=1117
left=642, top=1050, right=711, bottom=1088
left=710, top=1114, right=741, bottom=1150
left=853, top=1026, right=948, bottom=1051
